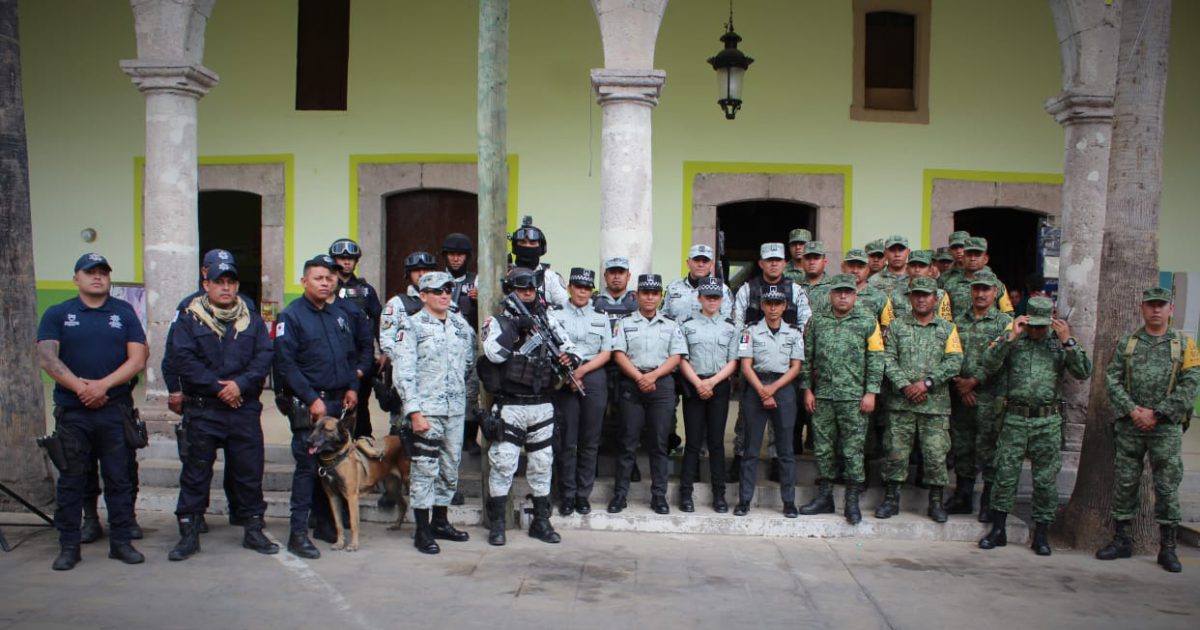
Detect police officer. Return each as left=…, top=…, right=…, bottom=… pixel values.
left=865, top=240, right=887, bottom=278
left=869, top=235, right=910, bottom=294
left=550, top=268, right=612, bottom=516
left=732, top=243, right=812, bottom=331
left=1096, top=287, right=1200, bottom=572
left=735, top=286, right=804, bottom=517
left=783, top=228, right=812, bottom=283
left=480, top=267, right=577, bottom=545
left=591, top=256, right=641, bottom=480
left=273, top=254, right=360, bottom=559
left=37, top=253, right=148, bottom=570
left=608, top=274, right=687, bottom=515
left=678, top=278, right=739, bottom=513
left=799, top=274, right=885, bottom=525
left=441, top=233, right=479, bottom=329
left=945, top=270, right=1013, bottom=522
left=509, top=215, right=569, bottom=307
left=876, top=276, right=964, bottom=523
left=330, top=238, right=383, bottom=439
left=164, top=257, right=279, bottom=560
left=395, top=271, right=477, bottom=554
left=663, top=244, right=733, bottom=323
left=978, top=297, right=1091, bottom=556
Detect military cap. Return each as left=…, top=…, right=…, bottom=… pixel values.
left=788, top=228, right=812, bottom=244
left=908, top=249, right=933, bottom=266
left=688, top=244, right=715, bottom=260
left=760, top=243, right=786, bottom=260
left=803, top=241, right=826, bottom=257
left=203, top=260, right=238, bottom=281
left=964, top=236, right=988, bottom=252
left=969, top=270, right=1000, bottom=288
left=603, top=256, right=630, bottom=271
left=637, top=273, right=664, bottom=292
left=568, top=267, right=596, bottom=288
left=1142, top=287, right=1174, bottom=304
left=907, top=276, right=938, bottom=294
left=697, top=277, right=724, bottom=297
left=949, top=231, right=971, bottom=247
left=418, top=271, right=454, bottom=292
left=202, top=248, right=234, bottom=269
left=1026, top=296, right=1054, bottom=326
left=885, top=235, right=910, bottom=250
left=934, top=247, right=954, bottom=262
left=843, top=248, right=869, bottom=264
left=865, top=240, right=886, bottom=255
left=760, top=285, right=788, bottom=303
left=829, top=273, right=858, bottom=291
left=304, top=254, right=338, bottom=271
left=74, top=252, right=112, bottom=273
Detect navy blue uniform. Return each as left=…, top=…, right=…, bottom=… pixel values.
left=273, top=296, right=359, bottom=534
left=38, top=296, right=146, bottom=547
left=166, top=300, right=273, bottom=520
left=337, top=275, right=383, bottom=438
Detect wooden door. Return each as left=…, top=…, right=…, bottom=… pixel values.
left=384, top=189, right=478, bottom=298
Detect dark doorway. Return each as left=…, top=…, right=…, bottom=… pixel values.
left=199, top=190, right=263, bottom=304
left=384, top=189, right=478, bottom=298
left=716, top=199, right=815, bottom=288
left=953, top=207, right=1043, bottom=295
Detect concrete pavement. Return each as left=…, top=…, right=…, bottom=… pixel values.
left=0, top=511, right=1196, bottom=630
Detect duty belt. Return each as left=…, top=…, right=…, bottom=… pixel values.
left=316, top=389, right=347, bottom=401
left=1007, top=403, right=1058, bottom=418
left=184, top=395, right=224, bottom=409
left=496, top=393, right=554, bottom=406
left=756, top=371, right=785, bottom=381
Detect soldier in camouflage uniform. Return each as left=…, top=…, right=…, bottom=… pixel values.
left=869, top=235, right=910, bottom=294
left=933, top=247, right=954, bottom=279
left=1096, top=287, right=1200, bottom=573
left=937, top=231, right=970, bottom=290
left=394, top=272, right=478, bottom=554
left=796, top=241, right=832, bottom=313
left=865, top=240, right=887, bottom=278
left=783, top=228, right=812, bottom=284
left=978, top=297, right=1091, bottom=556
left=887, top=250, right=953, bottom=323
left=945, top=270, right=1013, bottom=522
left=876, top=276, right=963, bottom=523
left=842, top=249, right=892, bottom=324
left=945, top=237, right=1014, bottom=318
left=798, top=274, right=885, bottom=524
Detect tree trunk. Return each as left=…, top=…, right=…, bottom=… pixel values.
left=1056, top=0, right=1171, bottom=553
left=0, top=0, right=54, bottom=509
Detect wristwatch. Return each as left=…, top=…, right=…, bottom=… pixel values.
left=1064, top=337, right=1078, bottom=348
left=1153, top=410, right=1166, bottom=422
left=923, top=377, right=935, bottom=389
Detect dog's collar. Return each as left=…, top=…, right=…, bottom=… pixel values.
left=317, top=441, right=353, bottom=480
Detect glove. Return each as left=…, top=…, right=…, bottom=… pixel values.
left=517, top=313, right=537, bottom=332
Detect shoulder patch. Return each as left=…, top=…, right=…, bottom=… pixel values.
left=1183, top=335, right=1200, bottom=370
left=945, top=326, right=963, bottom=354
left=867, top=323, right=885, bottom=352
left=275, top=322, right=285, bottom=337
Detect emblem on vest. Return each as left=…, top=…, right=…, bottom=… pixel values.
left=65, top=313, right=79, bottom=327
left=109, top=314, right=123, bottom=329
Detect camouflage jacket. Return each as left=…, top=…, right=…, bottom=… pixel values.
left=982, top=330, right=1091, bottom=408
left=1105, top=328, right=1200, bottom=434
left=797, top=274, right=833, bottom=314
left=955, top=305, right=1014, bottom=394
left=888, top=285, right=953, bottom=324
left=857, top=284, right=892, bottom=325
left=800, top=306, right=885, bottom=400
left=395, top=309, right=478, bottom=418
left=868, top=267, right=908, bottom=294
left=937, top=266, right=965, bottom=290
left=882, top=313, right=964, bottom=414
left=782, top=263, right=806, bottom=284
left=946, top=266, right=1013, bottom=319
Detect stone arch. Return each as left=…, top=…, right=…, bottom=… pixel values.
left=197, top=162, right=286, bottom=308
left=927, top=177, right=1062, bottom=249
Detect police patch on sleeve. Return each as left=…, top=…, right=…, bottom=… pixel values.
left=738, top=332, right=751, bottom=351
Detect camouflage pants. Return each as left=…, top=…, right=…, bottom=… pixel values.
left=950, top=393, right=1001, bottom=482
left=812, top=399, right=868, bottom=483
left=883, top=411, right=949, bottom=486
left=1111, top=424, right=1184, bottom=525
left=989, top=413, right=1061, bottom=523
left=407, top=413, right=464, bottom=510
left=488, top=403, right=555, bottom=497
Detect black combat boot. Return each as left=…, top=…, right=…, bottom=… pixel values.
left=1158, top=524, right=1182, bottom=573
left=844, top=483, right=862, bottom=525
left=799, top=480, right=835, bottom=515
left=197, top=513, right=209, bottom=534
left=430, top=505, right=469, bottom=542
left=927, top=486, right=948, bottom=523
left=108, top=542, right=145, bottom=564
left=486, top=496, right=507, bottom=546
left=978, top=510, right=1007, bottom=549
left=1095, top=520, right=1133, bottom=560
left=286, top=531, right=321, bottom=559
left=1031, top=522, right=1051, bottom=556
left=242, top=515, right=279, bottom=555
left=52, top=546, right=81, bottom=571
left=874, top=482, right=900, bottom=519
left=412, top=508, right=440, bottom=554
left=528, top=496, right=562, bottom=544
left=168, top=514, right=201, bottom=561
left=679, top=490, right=694, bottom=513
left=128, top=516, right=144, bottom=541
left=944, top=476, right=974, bottom=515
left=576, top=497, right=592, bottom=515
left=606, top=494, right=627, bottom=514
left=977, top=481, right=993, bottom=523
left=560, top=496, right=576, bottom=517
left=712, top=489, right=728, bottom=513
left=80, top=500, right=104, bottom=544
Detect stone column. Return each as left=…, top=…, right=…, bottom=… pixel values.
left=1044, top=0, right=1119, bottom=455
left=590, top=69, right=665, bottom=277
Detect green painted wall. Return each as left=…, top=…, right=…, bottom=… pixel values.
left=18, top=0, right=1200, bottom=298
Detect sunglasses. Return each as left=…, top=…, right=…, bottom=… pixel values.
left=422, top=287, right=452, bottom=296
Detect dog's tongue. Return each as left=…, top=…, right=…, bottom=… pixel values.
left=307, top=446, right=318, bottom=455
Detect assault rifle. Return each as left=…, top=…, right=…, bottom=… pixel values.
left=504, top=294, right=585, bottom=396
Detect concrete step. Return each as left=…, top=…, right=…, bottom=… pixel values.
left=1179, top=522, right=1200, bottom=548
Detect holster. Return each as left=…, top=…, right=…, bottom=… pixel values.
left=372, top=368, right=403, bottom=414
left=174, top=413, right=190, bottom=464
left=120, top=404, right=149, bottom=449
left=480, top=407, right=504, bottom=442
left=288, top=396, right=311, bottom=432
left=274, top=392, right=295, bottom=417
left=37, top=431, right=69, bottom=473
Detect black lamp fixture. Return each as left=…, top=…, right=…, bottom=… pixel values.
left=707, top=0, right=754, bottom=120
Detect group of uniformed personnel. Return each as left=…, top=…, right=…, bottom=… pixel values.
left=35, top=219, right=1197, bottom=573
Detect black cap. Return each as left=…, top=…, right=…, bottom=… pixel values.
left=697, top=278, right=724, bottom=297
left=760, top=286, right=788, bottom=303
left=203, top=260, right=239, bottom=280
left=637, top=274, right=664, bottom=292
left=74, top=253, right=111, bottom=273
left=304, top=254, right=339, bottom=272
left=568, top=267, right=596, bottom=288
left=202, top=249, right=234, bottom=269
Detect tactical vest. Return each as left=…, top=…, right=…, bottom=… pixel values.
left=398, top=293, right=423, bottom=316
left=744, top=277, right=799, bottom=326
left=449, top=271, right=477, bottom=326
left=337, top=279, right=373, bottom=317
left=480, top=315, right=558, bottom=396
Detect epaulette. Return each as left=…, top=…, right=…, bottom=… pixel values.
left=551, top=304, right=563, bottom=310
left=724, top=317, right=735, bottom=325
